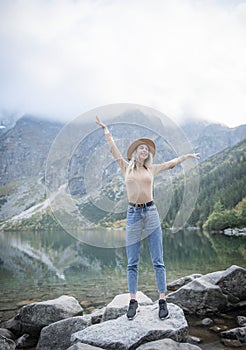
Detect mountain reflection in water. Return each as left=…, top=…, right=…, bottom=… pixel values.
left=0, top=228, right=245, bottom=320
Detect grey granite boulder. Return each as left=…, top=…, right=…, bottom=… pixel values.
left=0, top=335, right=16, bottom=350
left=71, top=302, right=188, bottom=350
left=167, top=278, right=228, bottom=315
left=167, top=265, right=246, bottom=315
left=215, top=265, right=246, bottom=302
left=136, top=338, right=202, bottom=349
left=167, top=274, right=203, bottom=291
left=103, top=291, right=153, bottom=321
left=19, top=295, right=83, bottom=334
left=36, top=316, right=91, bottom=350
left=67, top=343, right=104, bottom=350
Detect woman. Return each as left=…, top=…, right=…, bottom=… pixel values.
left=96, top=116, right=200, bottom=320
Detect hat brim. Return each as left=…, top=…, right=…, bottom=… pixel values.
left=127, top=138, right=156, bottom=161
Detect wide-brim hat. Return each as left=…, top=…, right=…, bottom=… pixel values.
left=127, top=138, right=156, bottom=161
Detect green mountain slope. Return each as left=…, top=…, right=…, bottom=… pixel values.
left=166, top=138, right=246, bottom=228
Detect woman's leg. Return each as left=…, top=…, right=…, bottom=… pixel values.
left=126, top=241, right=141, bottom=298
left=126, top=206, right=142, bottom=298
left=147, top=224, right=167, bottom=296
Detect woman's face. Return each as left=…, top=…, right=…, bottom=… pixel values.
left=136, top=144, right=149, bottom=161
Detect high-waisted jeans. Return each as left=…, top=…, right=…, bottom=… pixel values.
left=126, top=203, right=167, bottom=294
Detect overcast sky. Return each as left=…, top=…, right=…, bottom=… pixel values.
left=0, top=0, right=246, bottom=127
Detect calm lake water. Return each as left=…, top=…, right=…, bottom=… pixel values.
left=0, top=228, right=245, bottom=324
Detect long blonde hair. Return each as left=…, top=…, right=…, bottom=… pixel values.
left=127, top=146, right=153, bottom=173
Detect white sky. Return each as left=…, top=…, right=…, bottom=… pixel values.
left=0, top=0, right=246, bottom=127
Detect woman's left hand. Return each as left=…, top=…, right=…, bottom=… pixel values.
left=189, top=153, right=200, bottom=159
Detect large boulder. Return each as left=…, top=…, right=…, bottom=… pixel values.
left=71, top=302, right=188, bottom=350
left=136, top=338, right=202, bottom=349
left=103, top=291, right=153, bottom=321
left=167, top=274, right=203, bottom=291
left=67, top=344, right=105, bottom=350
left=19, top=295, right=83, bottom=335
left=215, top=265, right=246, bottom=302
left=167, top=278, right=228, bottom=315
left=0, top=335, right=16, bottom=350
left=36, top=316, right=91, bottom=350
left=167, top=265, right=246, bottom=315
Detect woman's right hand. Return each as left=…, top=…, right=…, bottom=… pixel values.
left=96, top=116, right=107, bottom=130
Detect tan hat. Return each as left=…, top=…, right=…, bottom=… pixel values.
left=127, top=138, right=156, bottom=161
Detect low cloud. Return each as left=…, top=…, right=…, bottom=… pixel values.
left=0, top=0, right=246, bottom=126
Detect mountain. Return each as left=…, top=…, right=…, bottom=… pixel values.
left=181, top=119, right=246, bottom=159
left=166, top=138, right=246, bottom=228
left=0, top=110, right=245, bottom=228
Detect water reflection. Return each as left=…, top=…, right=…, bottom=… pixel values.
left=0, top=228, right=245, bottom=322
left=0, top=229, right=245, bottom=291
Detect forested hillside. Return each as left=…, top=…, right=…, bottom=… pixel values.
left=166, top=139, right=246, bottom=229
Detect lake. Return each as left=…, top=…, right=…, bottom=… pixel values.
left=0, top=228, right=245, bottom=324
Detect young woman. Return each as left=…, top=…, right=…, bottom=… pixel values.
left=96, top=116, right=200, bottom=320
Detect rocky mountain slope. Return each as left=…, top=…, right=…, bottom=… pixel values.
left=0, top=110, right=245, bottom=226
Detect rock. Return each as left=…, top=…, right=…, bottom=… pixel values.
left=166, top=278, right=228, bottom=315
left=221, top=338, right=242, bottom=347
left=167, top=274, right=203, bottom=291
left=166, top=265, right=246, bottom=315
left=71, top=302, right=188, bottom=350
left=1, top=314, right=22, bottom=337
left=0, top=335, right=16, bottom=350
left=187, top=335, right=201, bottom=345
left=103, top=291, right=153, bottom=321
left=215, top=265, right=246, bottom=302
left=67, top=343, right=104, bottom=349
left=237, top=316, right=246, bottom=327
left=36, top=316, right=90, bottom=350
left=135, top=338, right=202, bottom=349
left=201, top=318, right=213, bottom=326
left=16, top=333, right=37, bottom=348
left=19, top=295, right=83, bottom=334
left=90, top=307, right=105, bottom=324
left=221, top=326, right=246, bottom=345
left=0, top=328, right=14, bottom=340
left=209, top=325, right=228, bottom=333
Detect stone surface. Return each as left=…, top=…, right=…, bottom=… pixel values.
left=16, top=333, right=38, bottom=348
left=167, top=274, right=203, bottom=291
left=201, top=318, right=213, bottom=326
left=167, top=278, right=228, bottom=315
left=0, top=335, right=16, bottom=350
left=67, top=343, right=104, bottom=350
left=221, top=326, right=246, bottom=344
left=103, top=291, right=153, bottom=321
left=19, top=295, right=83, bottom=334
left=212, top=265, right=246, bottom=302
left=36, top=316, right=90, bottom=350
left=166, top=265, right=245, bottom=315
left=90, top=307, right=106, bottom=324
left=237, top=316, right=246, bottom=327
left=135, top=338, right=202, bottom=349
left=1, top=315, right=22, bottom=337
left=0, top=328, right=14, bottom=340
left=71, top=302, right=188, bottom=350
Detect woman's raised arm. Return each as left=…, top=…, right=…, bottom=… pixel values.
left=96, top=116, right=128, bottom=173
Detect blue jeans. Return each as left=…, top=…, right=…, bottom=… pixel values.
left=126, top=204, right=167, bottom=294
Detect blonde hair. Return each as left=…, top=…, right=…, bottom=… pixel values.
left=127, top=145, right=153, bottom=173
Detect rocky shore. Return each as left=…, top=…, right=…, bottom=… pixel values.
left=0, top=265, right=245, bottom=350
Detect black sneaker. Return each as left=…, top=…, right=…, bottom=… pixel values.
left=127, top=299, right=139, bottom=320
left=159, top=299, right=169, bottom=320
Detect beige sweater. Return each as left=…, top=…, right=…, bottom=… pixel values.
left=105, top=133, right=172, bottom=204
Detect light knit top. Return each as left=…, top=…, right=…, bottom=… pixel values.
left=105, top=133, right=172, bottom=204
